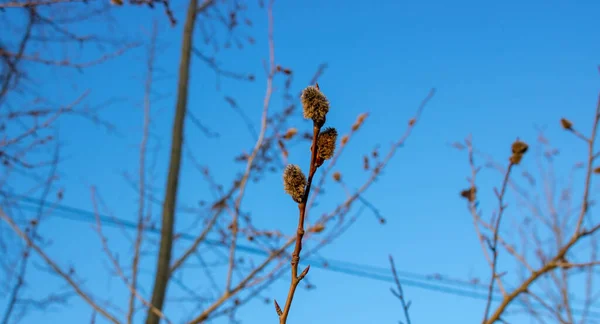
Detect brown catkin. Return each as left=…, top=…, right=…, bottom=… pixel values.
left=317, top=127, right=337, bottom=161
left=301, top=86, right=329, bottom=127
left=283, top=164, right=307, bottom=203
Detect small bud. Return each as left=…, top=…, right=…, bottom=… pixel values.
left=310, top=224, right=325, bottom=233
left=340, top=135, right=349, bottom=146
left=274, top=299, right=282, bottom=316
left=283, top=164, right=307, bottom=203
left=560, top=118, right=573, bottom=130
left=332, top=171, right=341, bottom=182
left=594, top=167, right=600, bottom=174
left=316, top=127, right=337, bottom=163
left=283, top=127, right=298, bottom=140
left=351, top=113, right=368, bottom=131
left=299, top=265, right=310, bottom=280
left=372, top=148, right=379, bottom=158
left=461, top=187, right=477, bottom=202
left=301, top=86, right=329, bottom=127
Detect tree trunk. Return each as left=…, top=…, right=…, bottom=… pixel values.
left=145, top=0, right=198, bottom=322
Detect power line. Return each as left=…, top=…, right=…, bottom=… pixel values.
left=10, top=194, right=490, bottom=291
left=5, top=195, right=600, bottom=318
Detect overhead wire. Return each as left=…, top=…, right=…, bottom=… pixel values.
left=9, top=194, right=490, bottom=291
left=4, top=194, right=600, bottom=319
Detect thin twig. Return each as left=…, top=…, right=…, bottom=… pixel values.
left=224, top=0, right=277, bottom=292
left=389, top=255, right=412, bottom=324
left=482, top=77, right=600, bottom=323
left=482, top=162, right=514, bottom=322
left=0, top=209, right=120, bottom=324
left=574, top=92, right=600, bottom=234
left=0, top=143, right=59, bottom=324
left=127, top=19, right=158, bottom=324
left=90, top=188, right=172, bottom=324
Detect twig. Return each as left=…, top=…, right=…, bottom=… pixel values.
left=0, top=7, right=34, bottom=103
left=0, top=43, right=139, bottom=69
left=389, top=255, right=412, bottom=324
left=186, top=238, right=295, bottom=324
left=0, top=143, right=59, bottom=324
left=0, top=0, right=85, bottom=8
left=196, top=0, right=214, bottom=13
left=477, top=76, right=600, bottom=323
left=224, top=2, right=276, bottom=293
left=90, top=188, right=172, bottom=324
left=127, top=19, right=158, bottom=324
left=464, top=139, right=508, bottom=301
left=0, top=208, right=120, bottom=324
left=574, top=92, right=600, bottom=234
left=482, top=162, right=514, bottom=322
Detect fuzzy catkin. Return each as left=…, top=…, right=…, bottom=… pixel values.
left=317, top=127, right=337, bottom=161
left=301, top=86, right=329, bottom=127
left=283, top=164, right=307, bottom=203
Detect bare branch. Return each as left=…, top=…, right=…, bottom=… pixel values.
left=389, top=255, right=412, bottom=324
left=0, top=208, right=119, bottom=324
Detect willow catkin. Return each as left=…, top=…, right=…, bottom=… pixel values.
left=301, top=86, right=329, bottom=127
left=283, top=164, right=307, bottom=203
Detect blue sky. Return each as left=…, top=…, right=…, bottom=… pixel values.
left=2, top=0, right=600, bottom=323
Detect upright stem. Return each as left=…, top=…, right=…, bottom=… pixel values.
left=145, top=0, right=197, bottom=322
left=279, top=126, right=320, bottom=323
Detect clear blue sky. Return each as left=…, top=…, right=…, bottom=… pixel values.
left=3, top=0, right=600, bottom=323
